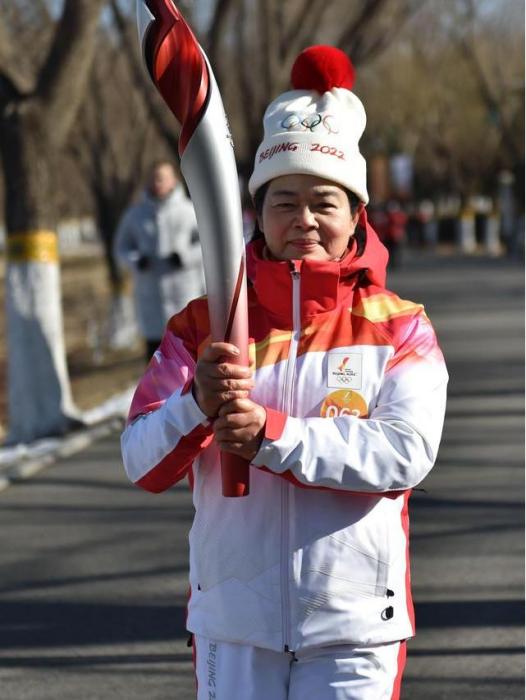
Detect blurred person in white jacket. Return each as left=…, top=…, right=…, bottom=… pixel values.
left=114, top=160, right=204, bottom=360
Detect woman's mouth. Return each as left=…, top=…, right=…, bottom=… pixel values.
left=289, top=239, right=319, bottom=249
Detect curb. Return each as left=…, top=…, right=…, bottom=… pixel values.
left=0, top=416, right=124, bottom=493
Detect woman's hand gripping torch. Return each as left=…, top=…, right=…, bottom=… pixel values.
left=137, top=0, right=250, bottom=496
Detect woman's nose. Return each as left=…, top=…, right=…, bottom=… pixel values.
left=295, top=205, right=317, bottom=228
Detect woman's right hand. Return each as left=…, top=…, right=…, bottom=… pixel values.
left=193, top=342, right=254, bottom=418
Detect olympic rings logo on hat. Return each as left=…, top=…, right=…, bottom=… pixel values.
left=322, top=115, right=339, bottom=134
left=280, top=112, right=340, bottom=134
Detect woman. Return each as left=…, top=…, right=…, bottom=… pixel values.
left=121, top=46, right=448, bottom=699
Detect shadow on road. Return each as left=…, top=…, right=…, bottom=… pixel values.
left=0, top=600, right=189, bottom=649
left=415, top=599, right=524, bottom=628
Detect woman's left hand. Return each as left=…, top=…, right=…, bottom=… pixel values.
left=213, top=398, right=267, bottom=461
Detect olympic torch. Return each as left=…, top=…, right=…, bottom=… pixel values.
left=137, top=0, right=250, bottom=496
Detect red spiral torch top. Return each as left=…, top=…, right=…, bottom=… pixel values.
left=142, top=0, right=209, bottom=155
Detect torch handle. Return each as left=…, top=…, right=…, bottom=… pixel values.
left=221, top=452, right=250, bottom=497
left=220, top=296, right=250, bottom=497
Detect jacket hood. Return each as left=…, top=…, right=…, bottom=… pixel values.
left=246, top=209, right=388, bottom=324
left=348, top=209, right=389, bottom=287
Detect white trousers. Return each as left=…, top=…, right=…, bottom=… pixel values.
left=194, top=635, right=406, bottom=700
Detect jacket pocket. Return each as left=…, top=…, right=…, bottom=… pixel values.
left=300, top=523, right=391, bottom=603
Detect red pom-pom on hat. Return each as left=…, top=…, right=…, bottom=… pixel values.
left=291, top=45, right=355, bottom=93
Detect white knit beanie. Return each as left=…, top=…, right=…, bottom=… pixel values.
left=248, top=46, right=368, bottom=204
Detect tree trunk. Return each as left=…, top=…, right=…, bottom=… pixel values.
left=1, top=103, right=82, bottom=443
left=0, top=0, right=104, bottom=443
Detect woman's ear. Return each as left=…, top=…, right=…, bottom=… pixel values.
left=352, top=202, right=365, bottom=227
left=256, top=215, right=264, bottom=233
left=348, top=203, right=364, bottom=238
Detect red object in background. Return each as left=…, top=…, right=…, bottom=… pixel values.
left=368, top=208, right=390, bottom=243
left=386, top=208, right=408, bottom=243
left=369, top=204, right=407, bottom=244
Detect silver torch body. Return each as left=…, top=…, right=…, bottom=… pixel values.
left=137, top=0, right=250, bottom=496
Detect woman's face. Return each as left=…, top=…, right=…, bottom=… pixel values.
left=258, top=174, right=361, bottom=262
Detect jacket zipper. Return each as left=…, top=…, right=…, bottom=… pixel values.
left=281, top=264, right=301, bottom=652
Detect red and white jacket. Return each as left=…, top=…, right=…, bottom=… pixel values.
left=121, top=218, right=448, bottom=652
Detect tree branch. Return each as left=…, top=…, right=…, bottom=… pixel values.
left=344, top=0, right=424, bottom=64
left=282, top=0, right=334, bottom=69
left=259, top=0, right=273, bottom=97
left=0, top=16, right=34, bottom=102
left=207, top=0, right=240, bottom=79
left=36, top=0, right=106, bottom=147
left=109, top=0, right=180, bottom=159
left=235, top=0, right=262, bottom=171
left=335, top=0, right=389, bottom=58
left=266, top=0, right=283, bottom=89
left=454, top=0, right=520, bottom=161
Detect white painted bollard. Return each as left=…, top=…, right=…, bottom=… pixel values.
left=484, top=214, right=501, bottom=256
left=457, top=211, right=477, bottom=253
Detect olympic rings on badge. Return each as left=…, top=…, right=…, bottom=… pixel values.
left=334, top=376, right=354, bottom=384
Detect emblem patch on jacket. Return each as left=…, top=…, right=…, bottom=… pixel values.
left=327, top=353, right=362, bottom=389
left=321, top=390, right=368, bottom=418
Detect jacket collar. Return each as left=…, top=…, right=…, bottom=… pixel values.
left=246, top=210, right=388, bottom=325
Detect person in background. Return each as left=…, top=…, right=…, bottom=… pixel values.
left=120, top=47, right=447, bottom=699
left=369, top=200, right=407, bottom=268
left=384, top=200, right=408, bottom=267
left=114, top=160, right=204, bottom=360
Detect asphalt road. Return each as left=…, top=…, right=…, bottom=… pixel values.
left=0, top=251, right=523, bottom=699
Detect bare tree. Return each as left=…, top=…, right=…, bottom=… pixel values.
left=0, top=0, right=105, bottom=443
left=454, top=0, right=524, bottom=202
left=70, top=34, right=154, bottom=292
left=110, top=0, right=423, bottom=179
left=354, top=0, right=524, bottom=203
left=217, top=0, right=425, bottom=177
left=110, top=0, right=181, bottom=159
left=67, top=29, right=168, bottom=350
